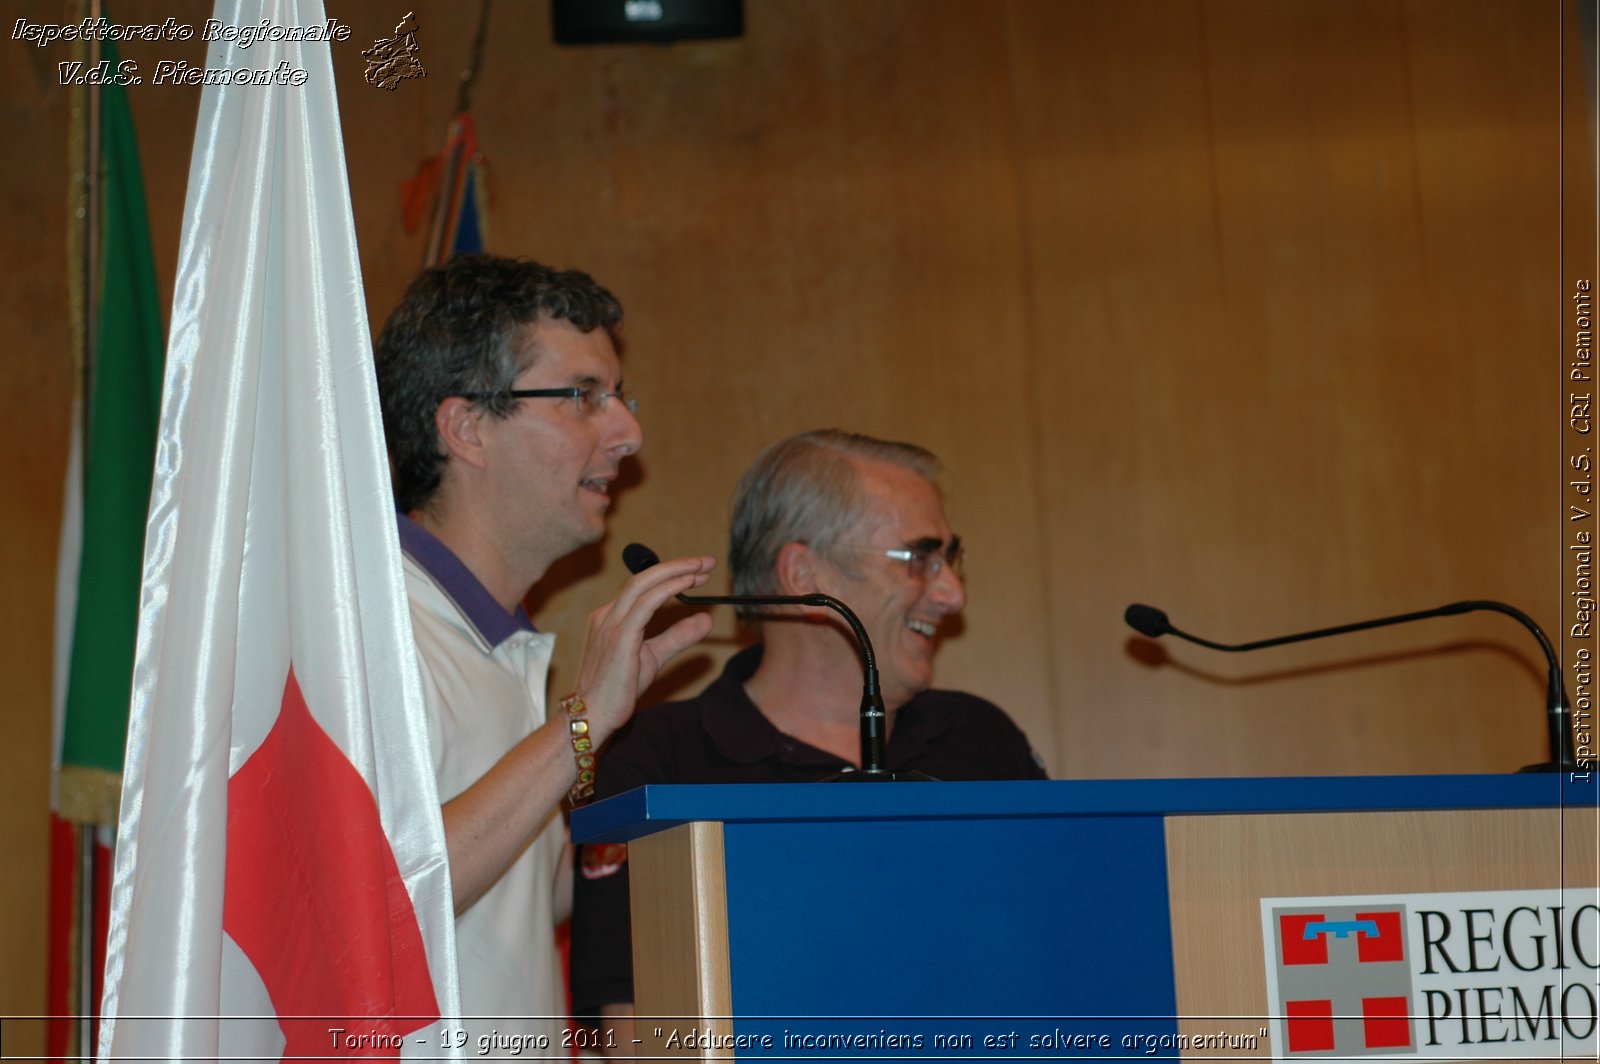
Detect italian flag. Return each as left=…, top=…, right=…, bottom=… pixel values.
left=48, top=27, right=163, bottom=1060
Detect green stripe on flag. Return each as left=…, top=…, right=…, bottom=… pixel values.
left=58, top=35, right=164, bottom=825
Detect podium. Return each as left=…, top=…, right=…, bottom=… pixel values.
left=572, top=775, right=1599, bottom=1059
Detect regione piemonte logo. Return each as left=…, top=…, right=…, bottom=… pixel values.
left=1270, top=905, right=1414, bottom=1056
left=1262, top=889, right=1600, bottom=1061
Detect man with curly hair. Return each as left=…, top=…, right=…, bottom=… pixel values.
left=374, top=254, right=715, bottom=1050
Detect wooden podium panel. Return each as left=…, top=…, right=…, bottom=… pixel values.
left=627, top=821, right=734, bottom=1057
left=1168, top=806, right=1599, bottom=1059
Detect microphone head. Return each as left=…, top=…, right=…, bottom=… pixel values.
left=1124, top=603, right=1171, bottom=638
left=622, top=542, right=662, bottom=574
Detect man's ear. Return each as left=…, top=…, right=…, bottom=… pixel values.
left=773, top=541, right=820, bottom=595
left=434, top=396, right=488, bottom=471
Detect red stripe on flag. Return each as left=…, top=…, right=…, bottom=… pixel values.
left=45, top=821, right=116, bottom=1057
left=224, top=669, right=439, bottom=1060
left=46, top=816, right=79, bottom=1061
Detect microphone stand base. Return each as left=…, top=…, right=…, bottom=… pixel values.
left=819, top=767, right=938, bottom=783
left=1517, top=760, right=1588, bottom=774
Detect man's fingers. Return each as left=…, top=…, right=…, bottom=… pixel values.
left=644, top=611, right=716, bottom=669
left=606, top=556, right=715, bottom=625
left=636, top=612, right=716, bottom=693
left=576, top=558, right=716, bottom=703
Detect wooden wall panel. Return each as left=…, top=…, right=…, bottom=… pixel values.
left=1, top=11, right=74, bottom=1041
left=1010, top=0, right=1565, bottom=777
left=2, top=0, right=1591, bottom=1043
left=428, top=2, right=1056, bottom=749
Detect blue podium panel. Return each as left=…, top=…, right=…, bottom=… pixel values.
left=720, top=813, right=1179, bottom=1054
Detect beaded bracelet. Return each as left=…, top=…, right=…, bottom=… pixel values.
left=563, top=693, right=596, bottom=804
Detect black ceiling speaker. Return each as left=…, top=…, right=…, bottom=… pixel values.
left=552, top=0, right=744, bottom=45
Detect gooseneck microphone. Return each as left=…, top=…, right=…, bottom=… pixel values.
left=1123, top=600, right=1576, bottom=773
left=624, top=543, right=918, bottom=781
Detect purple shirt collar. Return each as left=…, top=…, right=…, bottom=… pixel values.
left=397, top=513, right=535, bottom=648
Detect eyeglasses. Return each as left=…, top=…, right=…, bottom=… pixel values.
left=856, top=536, right=964, bottom=581
left=460, top=386, right=638, bottom=418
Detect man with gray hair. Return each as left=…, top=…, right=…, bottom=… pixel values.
left=569, top=428, right=1045, bottom=1042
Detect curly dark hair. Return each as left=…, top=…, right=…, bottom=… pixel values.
left=374, top=254, right=623, bottom=513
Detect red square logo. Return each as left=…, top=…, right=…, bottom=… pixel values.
left=1362, top=995, right=1411, bottom=1048
left=1286, top=999, right=1335, bottom=1052
left=1355, top=911, right=1405, bottom=963
left=1280, top=914, right=1329, bottom=965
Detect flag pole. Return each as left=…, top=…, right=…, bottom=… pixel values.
left=422, top=0, right=492, bottom=265
left=84, top=0, right=101, bottom=438
left=457, top=0, right=491, bottom=115
left=77, top=831, right=94, bottom=1056
left=79, top=0, right=103, bottom=1056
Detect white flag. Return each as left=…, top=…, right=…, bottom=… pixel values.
left=97, top=2, right=460, bottom=1059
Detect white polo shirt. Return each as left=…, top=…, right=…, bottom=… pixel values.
left=400, top=516, right=566, bottom=1055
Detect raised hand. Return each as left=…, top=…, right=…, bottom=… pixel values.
left=573, top=554, right=717, bottom=743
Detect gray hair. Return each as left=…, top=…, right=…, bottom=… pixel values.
left=729, top=429, right=940, bottom=611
